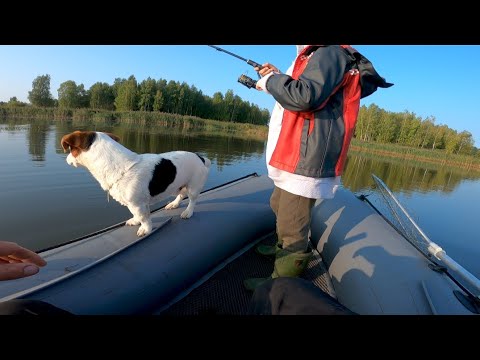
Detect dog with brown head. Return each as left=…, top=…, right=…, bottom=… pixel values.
left=61, top=130, right=211, bottom=237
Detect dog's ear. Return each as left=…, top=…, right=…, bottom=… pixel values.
left=61, top=131, right=96, bottom=156
left=105, top=133, right=120, bottom=143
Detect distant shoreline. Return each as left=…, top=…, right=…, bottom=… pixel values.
left=2, top=106, right=479, bottom=171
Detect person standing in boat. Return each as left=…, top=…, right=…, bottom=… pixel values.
left=244, top=45, right=363, bottom=290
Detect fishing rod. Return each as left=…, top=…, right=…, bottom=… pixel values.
left=208, top=45, right=262, bottom=88
left=208, top=45, right=263, bottom=70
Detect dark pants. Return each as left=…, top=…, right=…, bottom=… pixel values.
left=0, top=299, right=73, bottom=315
left=270, top=186, right=316, bottom=253
left=249, top=277, right=356, bottom=315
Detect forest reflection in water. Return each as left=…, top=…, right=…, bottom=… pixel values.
left=1, top=118, right=479, bottom=278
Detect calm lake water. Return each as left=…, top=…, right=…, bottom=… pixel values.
left=1, top=118, right=479, bottom=279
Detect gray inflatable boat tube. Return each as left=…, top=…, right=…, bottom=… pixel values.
left=310, top=187, right=474, bottom=315
left=0, top=174, right=275, bottom=315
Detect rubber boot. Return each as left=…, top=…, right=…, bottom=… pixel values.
left=243, top=249, right=312, bottom=291
left=272, top=249, right=312, bottom=278
left=255, top=243, right=282, bottom=257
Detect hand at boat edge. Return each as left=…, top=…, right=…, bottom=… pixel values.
left=0, top=241, right=47, bottom=281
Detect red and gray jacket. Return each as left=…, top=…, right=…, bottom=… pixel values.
left=265, top=45, right=361, bottom=178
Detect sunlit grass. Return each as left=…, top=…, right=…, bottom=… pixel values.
left=351, top=139, right=480, bottom=171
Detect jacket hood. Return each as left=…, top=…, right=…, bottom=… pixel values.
left=296, top=45, right=310, bottom=55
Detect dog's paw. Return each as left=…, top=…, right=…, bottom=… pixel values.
left=180, top=209, right=193, bottom=219
left=136, top=226, right=151, bottom=237
left=165, top=201, right=179, bottom=210
left=126, top=217, right=140, bottom=226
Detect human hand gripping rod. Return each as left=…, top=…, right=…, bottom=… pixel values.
left=208, top=45, right=261, bottom=89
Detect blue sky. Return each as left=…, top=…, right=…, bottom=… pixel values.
left=1, top=45, right=479, bottom=146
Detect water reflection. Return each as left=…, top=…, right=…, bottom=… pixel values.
left=342, top=150, right=480, bottom=195
left=53, top=120, right=267, bottom=170
left=27, top=122, right=50, bottom=164
left=20, top=117, right=480, bottom=227
left=7, top=117, right=480, bottom=196
left=1, top=117, right=480, bottom=281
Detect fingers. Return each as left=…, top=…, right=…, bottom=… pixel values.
left=0, top=242, right=46, bottom=281
left=254, top=63, right=279, bottom=77
left=0, top=241, right=47, bottom=267
left=0, top=263, right=40, bottom=281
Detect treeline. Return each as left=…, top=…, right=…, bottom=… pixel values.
left=0, top=74, right=270, bottom=125
left=356, top=104, right=479, bottom=157
left=2, top=74, right=479, bottom=157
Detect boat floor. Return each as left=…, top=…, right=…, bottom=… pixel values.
left=157, top=234, right=334, bottom=315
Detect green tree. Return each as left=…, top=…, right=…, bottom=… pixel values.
left=356, top=104, right=381, bottom=142
left=89, top=82, right=115, bottom=110
left=7, top=97, right=27, bottom=107
left=164, top=80, right=179, bottom=113
left=112, top=78, right=125, bottom=98
left=432, top=125, right=449, bottom=150
left=376, top=110, right=399, bottom=143
left=419, top=117, right=436, bottom=149
left=58, top=80, right=86, bottom=108
left=78, top=84, right=90, bottom=108
left=212, top=91, right=224, bottom=120
left=444, top=128, right=459, bottom=154
left=115, top=75, right=138, bottom=111
left=396, top=111, right=416, bottom=145
left=28, top=74, right=55, bottom=107
left=456, top=131, right=474, bottom=155
left=153, top=90, right=164, bottom=112
left=137, top=77, right=156, bottom=111
left=224, top=90, right=236, bottom=121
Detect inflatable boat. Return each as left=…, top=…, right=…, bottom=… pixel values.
left=0, top=173, right=478, bottom=315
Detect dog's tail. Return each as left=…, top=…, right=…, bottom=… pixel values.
left=195, top=153, right=211, bottom=169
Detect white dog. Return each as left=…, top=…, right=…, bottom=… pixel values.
left=61, top=130, right=211, bottom=237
